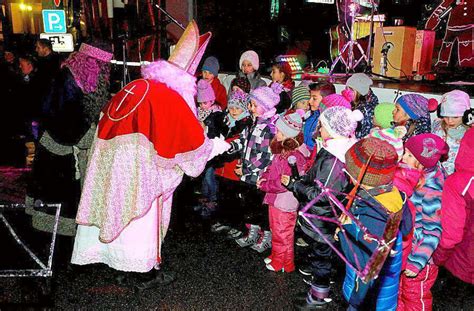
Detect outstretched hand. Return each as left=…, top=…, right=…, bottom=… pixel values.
left=208, top=136, right=231, bottom=161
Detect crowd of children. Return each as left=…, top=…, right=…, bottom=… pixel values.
left=192, top=50, right=474, bottom=310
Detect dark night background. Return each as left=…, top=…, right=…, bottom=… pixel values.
left=196, top=0, right=438, bottom=73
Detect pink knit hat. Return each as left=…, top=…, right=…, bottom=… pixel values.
left=276, top=109, right=305, bottom=138
left=404, top=133, right=449, bottom=168
left=439, top=90, right=470, bottom=117
left=249, top=86, right=279, bottom=119
left=320, top=93, right=352, bottom=113
left=197, top=79, right=216, bottom=102
left=239, top=50, right=260, bottom=70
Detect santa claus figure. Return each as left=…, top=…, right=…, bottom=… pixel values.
left=425, top=0, right=474, bottom=68
left=71, top=21, right=230, bottom=288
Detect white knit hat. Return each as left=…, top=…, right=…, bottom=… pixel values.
left=440, top=90, right=470, bottom=117
left=276, top=109, right=305, bottom=138
left=320, top=106, right=363, bottom=138
left=239, top=50, right=260, bottom=71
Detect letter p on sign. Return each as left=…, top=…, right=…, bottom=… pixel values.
left=42, top=10, right=66, bottom=33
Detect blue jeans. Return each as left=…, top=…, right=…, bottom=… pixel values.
left=202, top=167, right=218, bottom=202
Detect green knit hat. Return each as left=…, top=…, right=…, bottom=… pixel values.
left=291, top=85, right=310, bottom=107
left=374, top=102, right=395, bottom=129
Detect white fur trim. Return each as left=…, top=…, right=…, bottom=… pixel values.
left=141, top=60, right=197, bottom=115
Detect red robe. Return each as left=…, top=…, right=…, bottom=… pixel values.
left=72, top=61, right=212, bottom=272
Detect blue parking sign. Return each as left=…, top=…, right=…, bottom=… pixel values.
left=42, top=10, right=66, bottom=33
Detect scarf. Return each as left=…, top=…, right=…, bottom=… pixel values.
left=226, top=111, right=250, bottom=128
left=198, top=104, right=221, bottom=122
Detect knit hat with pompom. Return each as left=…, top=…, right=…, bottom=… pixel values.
left=276, top=109, right=305, bottom=138
left=249, top=86, right=280, bottom=119
left=197, top=79, right=215, bottom=102
left=319, top=106, right=363, bottom=138
left=320, top=92, right=353, bottom=113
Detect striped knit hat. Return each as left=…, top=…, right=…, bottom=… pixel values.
left=368, top=126, right=407, bottom=161
left=291, top=85, right=310, bottom=107
left=276, top=109, right=305, bottom=138
left=345, top=137, right=398, bottom=187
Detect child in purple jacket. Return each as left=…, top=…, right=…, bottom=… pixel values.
left=257, top=110, right=307, bottom=272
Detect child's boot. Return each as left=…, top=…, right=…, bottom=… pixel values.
left=251, top=230, right=272, bottom=253
left=235, top=224, right=261, bottom=247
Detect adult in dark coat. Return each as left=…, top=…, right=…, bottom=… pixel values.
left=27, top=42, right=112, bottom=241
left=35, top=38, right=61, bottom=85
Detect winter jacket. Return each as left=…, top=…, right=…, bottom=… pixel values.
left=339, top=187, right=408, bottom=310
left=276, top=89, right=291, bottom=115
left=433, top=128, right=474, bottom=284
left=10, top=70, right=45, bottom=140
left=407, top=166, right=445, bottom=275
left=237, top=71, right=267, bottom=90
left=260, top=149, right=307, bottom=212
left=399, top=116, right=431, bottom=141
left=36, top=53, right=61, bottom=89
left=287, top=138, right=355, bottom=242
left=270, top=81, right=294, bottom=115
left=303, top=110, right=320, bottom=151
left=211, top=78, right=228, bottom=110
left=431, top=118, right=467, bottom=175
left=229, top=117, right=275, bottom=185
left=343, top=232, right=403, bottom=311
left=213, top=113, right=253, bottom=180
left=354, top=89, right=379, bottom=139
left=393, top=166, right=420, bottom=270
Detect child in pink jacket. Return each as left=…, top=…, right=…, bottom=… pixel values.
left=257, top=110, right=307, bottom=272
left=434, top=127, right=474, bottom=285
